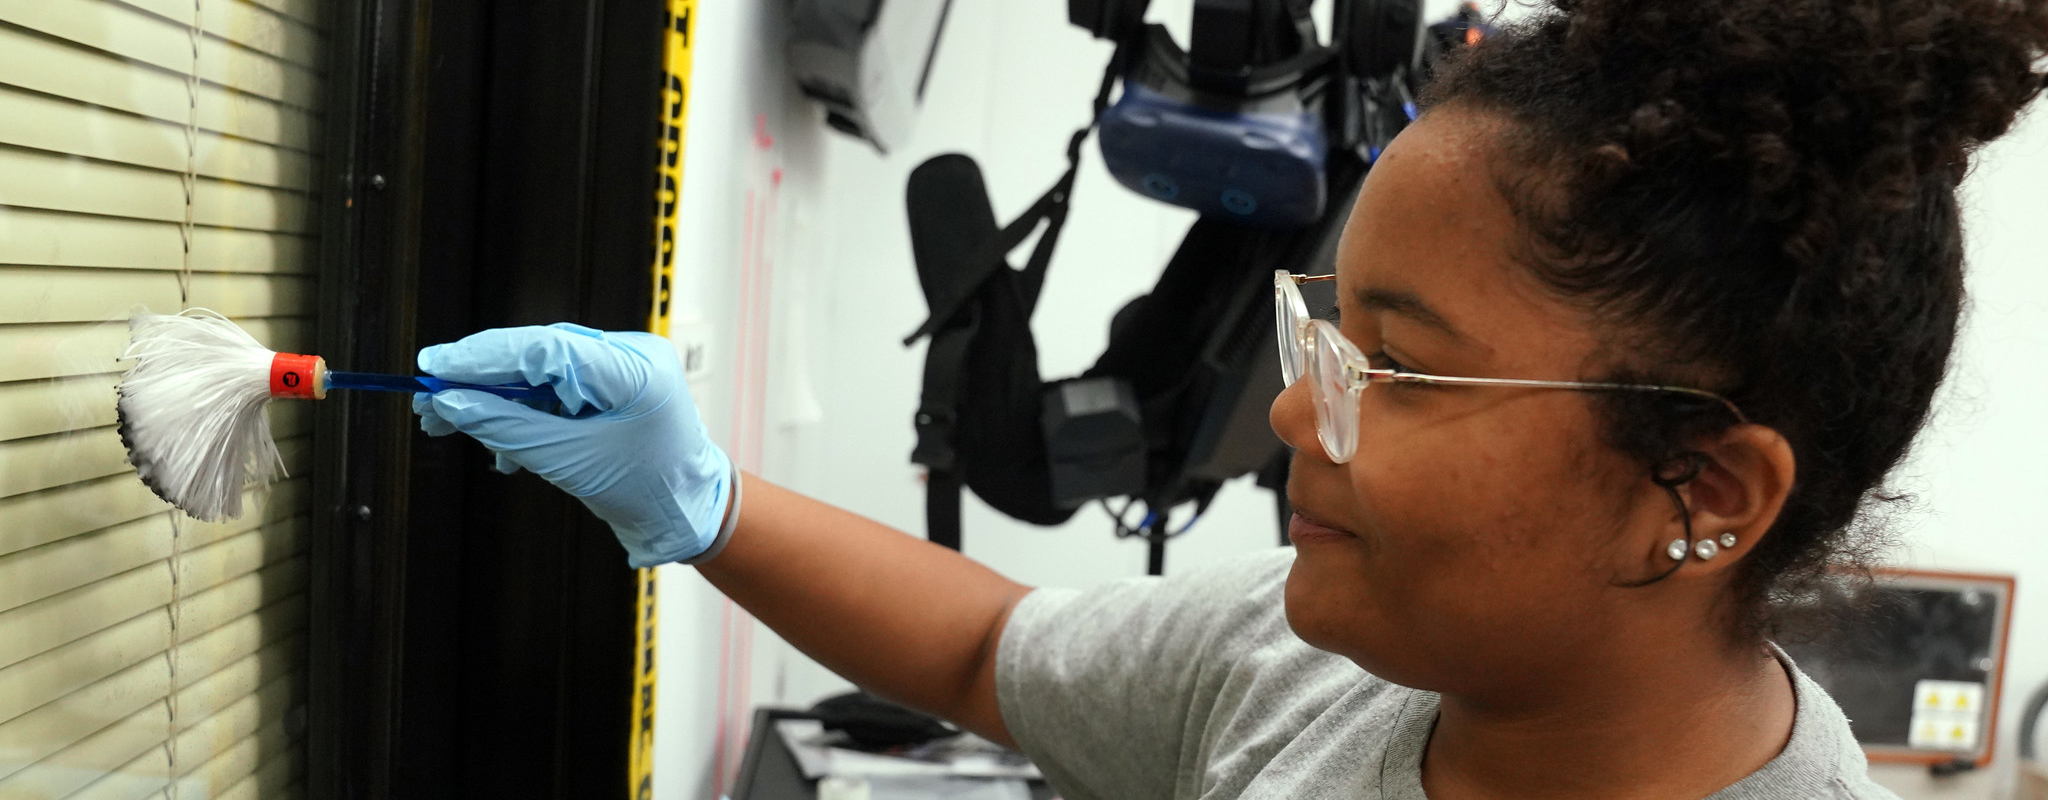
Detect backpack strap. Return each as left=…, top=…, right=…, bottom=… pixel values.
left=904, top=155, right=996, bottom=551
left=902, top=50, right=1122, bottom=550
left=912, top=314, right=974, bottom=550
left=904, top=165, right=1072, bottom=551
left=902, top=49, right=1119, bottom=345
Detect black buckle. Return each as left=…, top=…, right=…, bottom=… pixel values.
left=910, top=408, right=957, bottom=471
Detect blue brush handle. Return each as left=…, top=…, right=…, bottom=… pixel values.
left=326, top=371, right=558, bottom=402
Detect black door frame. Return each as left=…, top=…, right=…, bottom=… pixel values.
left=309, top=1, right=667, bottom=797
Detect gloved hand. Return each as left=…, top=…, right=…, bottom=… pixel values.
left=412, top=323, right=739, bottom=567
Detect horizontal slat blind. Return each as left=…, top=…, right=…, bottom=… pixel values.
left=0, top=487, right=309, bottom=666
left=0, top=84, right=317, bottom=190
left=0, top=208, right=314, bottom=274
left=0, top=0, right=327, bottom=796
left=0, top=146, right=316, bottom=232
left=0, top=25, right=319, bottom=150
left=0, top=0, right=324, bottom=105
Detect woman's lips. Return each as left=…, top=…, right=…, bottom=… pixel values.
left=1288, top=513, right=1357, bottom=544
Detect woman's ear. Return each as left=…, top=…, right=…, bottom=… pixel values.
left=1673, top=424, right=1797, bottom=576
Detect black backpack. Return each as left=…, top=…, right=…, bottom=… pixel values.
left=902, top=139, right=1364, bottom=565
left=902, top=2, right=1415, bottom=568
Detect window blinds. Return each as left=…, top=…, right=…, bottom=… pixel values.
left=0, top=0, right=326, bottom=797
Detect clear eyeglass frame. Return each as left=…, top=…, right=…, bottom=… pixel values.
left=1273, top=270, right=1749, bottom=463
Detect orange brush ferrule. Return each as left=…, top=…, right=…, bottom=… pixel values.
left=269, top=353, right=328, bottom=400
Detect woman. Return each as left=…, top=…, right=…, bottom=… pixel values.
left=414, top=0, right=2048, bottom=796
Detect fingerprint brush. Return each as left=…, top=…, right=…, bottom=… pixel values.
left=116, top=308, right=554, bottom=522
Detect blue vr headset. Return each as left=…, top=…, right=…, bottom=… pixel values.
left=1075, top=0, right=1425, bottom=228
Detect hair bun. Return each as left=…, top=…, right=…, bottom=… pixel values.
left=1547, top=0, right=2047, bottom=193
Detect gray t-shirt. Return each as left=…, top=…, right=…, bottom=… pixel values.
left=996, top=548, right=1899, bottom=800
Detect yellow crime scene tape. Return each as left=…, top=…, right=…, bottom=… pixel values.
left=632, top=0, right=695, bottom=796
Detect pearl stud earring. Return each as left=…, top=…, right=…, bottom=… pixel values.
left=1666, top=539, right=1689, bottom=561
left=1694, top=538, right=1721, bottom=560
left=1719, top=533, right=1738, bottom=549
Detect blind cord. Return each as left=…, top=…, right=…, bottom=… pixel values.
left=165, top=1, right=204, bottom=794
left=164, top=515, right=185, bottom=798
left=177, top=0, right=201, bottom=306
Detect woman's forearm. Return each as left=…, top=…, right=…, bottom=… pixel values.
left=694, top=473, right=1030, bottom=746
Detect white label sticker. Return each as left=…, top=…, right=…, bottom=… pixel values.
left=1908, top=680, right=1986, bottom=751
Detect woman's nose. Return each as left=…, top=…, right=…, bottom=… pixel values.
left=1270, top=374, right=1330, bottom=462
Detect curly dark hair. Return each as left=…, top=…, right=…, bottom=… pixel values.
left=1419, top=0, right=2048, bottom=629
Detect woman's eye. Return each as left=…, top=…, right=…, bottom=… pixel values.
left=1368, top=350, right=1409, bottom=373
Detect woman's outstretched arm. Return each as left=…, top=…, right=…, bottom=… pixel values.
left=412, top=325, right=1026, bottom=742
left=697, top=474, right=1031, bottom=746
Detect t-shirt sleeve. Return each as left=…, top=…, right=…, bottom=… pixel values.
left=994, top=549, right=1297, bottom=800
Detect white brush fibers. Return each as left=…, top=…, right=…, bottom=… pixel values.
left=117, top=308, right=285, bottom=522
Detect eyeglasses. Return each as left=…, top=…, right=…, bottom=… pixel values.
left=1274, top=271, right=1748, bottom=463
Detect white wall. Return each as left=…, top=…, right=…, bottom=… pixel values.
left=656, top=1, right=2048, bottom=798
left=652, top=0, right=832, bottom=796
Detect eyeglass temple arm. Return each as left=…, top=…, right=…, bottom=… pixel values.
left=1295, top=274, right=1750, bottom=424
left=1381, top=372, right=1749, bottom=424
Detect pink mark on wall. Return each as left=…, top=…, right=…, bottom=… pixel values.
left=714, top=108, right=783, bottom=799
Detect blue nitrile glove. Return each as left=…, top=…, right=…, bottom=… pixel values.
left=411, top=322, right=740, bottom=568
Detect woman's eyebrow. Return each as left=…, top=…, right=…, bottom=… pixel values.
left=1356, top=286, right=1470, bottom=343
